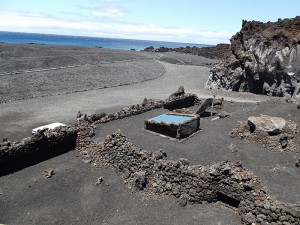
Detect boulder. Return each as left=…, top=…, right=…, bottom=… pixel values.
left=248, top=115, right=286, bottom=135
left=168, top=86, right=185, bottom=99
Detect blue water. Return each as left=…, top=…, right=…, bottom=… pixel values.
left=150, top=114, right=193, bottom=124
left=0, top=31, right=211, bottom=51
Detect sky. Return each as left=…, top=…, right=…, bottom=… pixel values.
left=0, top=0, right=299, bottom=45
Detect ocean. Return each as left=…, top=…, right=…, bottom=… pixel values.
left=0, top=31, right=210, bottom=51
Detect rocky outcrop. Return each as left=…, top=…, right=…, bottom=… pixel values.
left=143, top=44, right=230, bottom=60
left=206, top=16, right=300, bottom=98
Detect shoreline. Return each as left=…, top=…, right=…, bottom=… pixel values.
left=0, top=31, right=210, bottom=50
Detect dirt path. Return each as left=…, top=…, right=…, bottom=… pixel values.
left=0, top=60, right=273, bottom=141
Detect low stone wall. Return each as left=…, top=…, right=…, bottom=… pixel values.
left=0, top=127, right=77, bottom=176
left=90, top=130, right=300, bottom=225
left=96, top=98, right=164, bottom=123
left=78, top=92, right=199, bottom=126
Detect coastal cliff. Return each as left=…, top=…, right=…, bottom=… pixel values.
left=206, top=16, right=300, bottom=98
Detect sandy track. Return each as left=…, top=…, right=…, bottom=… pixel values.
left=0, top=58, right=272, bottom=141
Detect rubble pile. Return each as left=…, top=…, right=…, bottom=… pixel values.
left=89, top=130, right=300, bottom=225
left=230, top=115, right=299, bottom=152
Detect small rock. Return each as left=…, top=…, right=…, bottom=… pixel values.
left=282, top=222, right=291, bottom=225
left=42, top=168, right=54, bottom=178
left=95, top=177, right=104, bottom=186
left=134, top=171, right=147, bottom=190
left=152, top=150, right=167, bottom=160
left=0, top=146, right=9, bottom=151
left=228, top=143, right=238, bottom=152
left=77, top=111, right=82, bottom=118
left=218, top=111, right=231, bottom=118
left=263, top=200, right=271, bottom=210
left=0, top=188, right=3, bottom=195
left=122, top=168, right=131, bottom=179
left=209, top=168, right=220, bottom=176
left=82, top=155, right=92, bottom=164
left=279, top=134, right=288, bottom=148
left=152, top=182, right=158, bottom=188
left=297, top=102, right=300, bottom=109
left=179, top=158, right=189, bottom=166
left=178, top=196, right=187, bottom=207
left=244, top=212, right=256, bottom=224
left=257, top=214, right=267, bottom=222
left=296, top=158, right=300, bottom=167
left=289, top=206, right=300, bottom=217
left=272, top=165, right=281, bottom=174
left=165, top=182, right=172, bottom=190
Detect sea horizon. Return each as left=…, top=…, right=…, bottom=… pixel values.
left=0, top=31, right=213, bottom=51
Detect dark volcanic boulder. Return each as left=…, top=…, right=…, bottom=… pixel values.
left=206, top=16, right=300, bottom=98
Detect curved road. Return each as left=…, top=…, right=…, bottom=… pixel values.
left=0, top=61, right=271, bottom=140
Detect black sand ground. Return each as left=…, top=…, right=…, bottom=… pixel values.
left=0, top=44, right=298, bottom=225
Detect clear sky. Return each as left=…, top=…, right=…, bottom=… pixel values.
left=0, top=0, right=299, bottom=45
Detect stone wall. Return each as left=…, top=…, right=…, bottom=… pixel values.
left=77, top=88, right=199, bottom=126
left=0, top=127, right=77, bottom=176
left=89, top=130, right=300, bottom=225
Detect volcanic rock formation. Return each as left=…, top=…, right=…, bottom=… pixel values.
left=206, top=16, right=300, bottom=98
left=144, top=44, right=230, bottom=60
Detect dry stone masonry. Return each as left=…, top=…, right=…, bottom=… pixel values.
left=0, top=127, right=77, bottom=176
left=89, top=130, right=300, bottom=225
left=75, top=86, right=199, bottom=126
left=2, top=87, right=299, bottom=224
